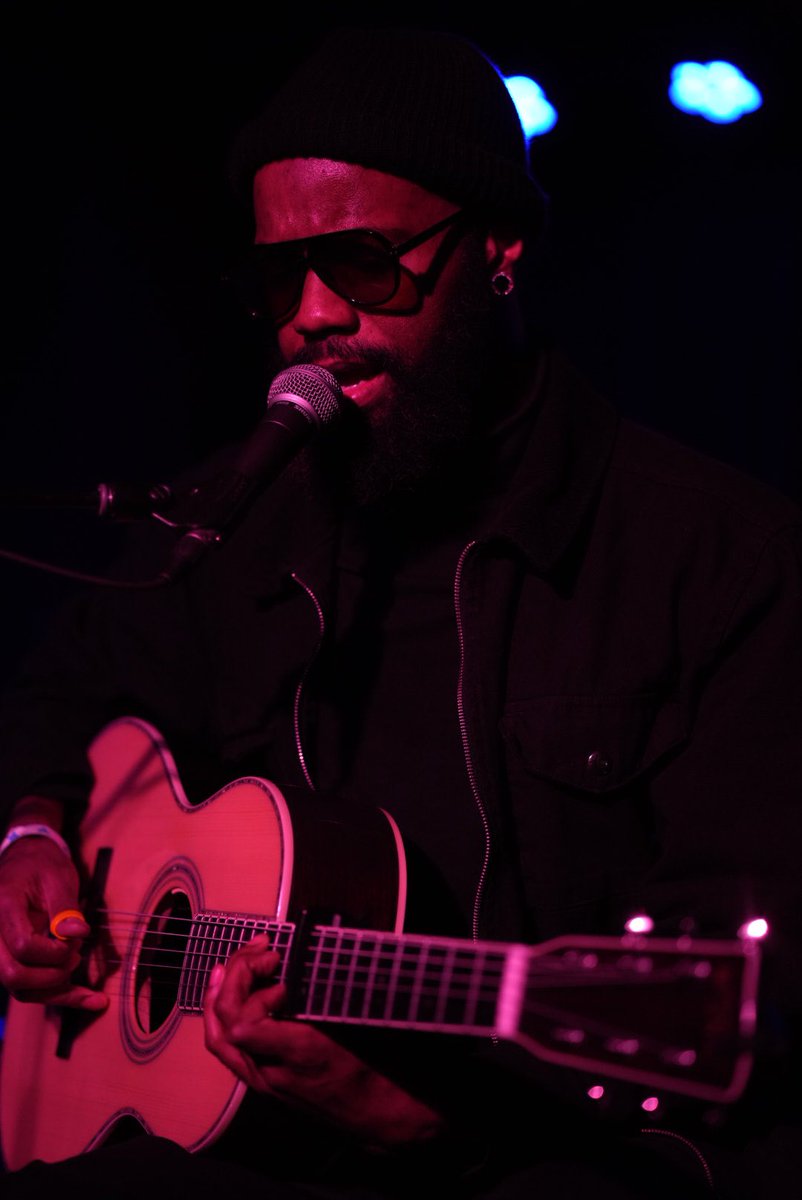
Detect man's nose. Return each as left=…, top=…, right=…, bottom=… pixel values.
left=291, top=268, right=359, bottom=336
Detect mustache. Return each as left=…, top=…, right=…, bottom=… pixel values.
left=288, top=338, right=404, bottom=378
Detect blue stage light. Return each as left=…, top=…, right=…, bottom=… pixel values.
left=504, top=75, right=558, bottom=138
left=669, top=61, right=762, bottom=124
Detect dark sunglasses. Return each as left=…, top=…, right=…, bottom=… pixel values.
left=225, top=209, right=466, bottom=324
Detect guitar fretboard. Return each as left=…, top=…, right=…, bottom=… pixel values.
left=177, top=913, right=511, bottom=1035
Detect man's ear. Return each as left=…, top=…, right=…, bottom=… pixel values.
left=485, top=229, right=525, bottom=279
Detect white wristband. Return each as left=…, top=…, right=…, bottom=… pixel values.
left=0, top=823, right=72, bottom=861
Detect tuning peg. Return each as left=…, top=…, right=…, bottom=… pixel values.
left=738, top=917, right=769, bottom=941
left=624, top=913, right=654, bottom=934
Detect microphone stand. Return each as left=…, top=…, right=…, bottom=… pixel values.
left=0, top=363, right=344, bottom=584
left=0, top=481, right=194, bottom=589
left=0, top=471, right=264, bottom=587
left=0, top=482, right=176, bottom=522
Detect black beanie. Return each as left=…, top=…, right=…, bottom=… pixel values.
left=227, top=26, right=548, bottom=237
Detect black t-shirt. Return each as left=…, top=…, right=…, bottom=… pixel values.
left=310, top=514, right=484, bottom=939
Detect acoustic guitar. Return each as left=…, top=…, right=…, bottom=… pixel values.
left=0, top=717, right=761, bottom=1170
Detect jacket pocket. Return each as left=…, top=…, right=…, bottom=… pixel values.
left=501, top=692, right=687, bottom=795
left=499, top=694, right=689, bottom=930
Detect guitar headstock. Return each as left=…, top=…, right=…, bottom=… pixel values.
left=509, top=932, right=760, bottom=1103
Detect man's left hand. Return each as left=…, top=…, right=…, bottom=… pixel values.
left=203, top=933, right=445, bottom=1151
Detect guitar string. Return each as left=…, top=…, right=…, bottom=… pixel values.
left=50, top=952, right=691, bottom=1046
left=53, top=907, right=720, bottom=1048
left=71, top=926, right=674, bottom=989
left=63, top=969, right=694, bottom=1012
left=64, top=946, right=698, bottom=1040
left=67, top=944, right=651, bottom=988
left=40, top=959, right=697, bottom=1057
left=70, top=909, right=693, bottom=970
left=66, top=913, right=710, bottom=993
left=73, top=941, right=514, bottom=987
left=60, top=952, right=695, bottom=1001
left=55, top=915, right=708, bottom=1049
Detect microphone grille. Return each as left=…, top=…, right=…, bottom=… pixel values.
left=267, top=364, right=344, bottom=428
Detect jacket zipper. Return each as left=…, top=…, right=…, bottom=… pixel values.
left=292, top=550, right=493, bottom=943
left=639, top=1127, right=715, bottom=1191
left=454, top=540, right=492, bottom=943
left=456, top=552, right=716, bottom=1192
left=290, top=572, right=326, bottom=791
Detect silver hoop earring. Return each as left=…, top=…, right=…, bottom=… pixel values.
left=491, top=271, right=514, bottom=296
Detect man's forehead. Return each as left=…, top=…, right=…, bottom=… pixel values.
left=253, top=158, right=455, bottom=238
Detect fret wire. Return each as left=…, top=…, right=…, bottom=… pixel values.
left=324, top=928, right=345, bottom=1017
left=199, top=921, right=224, bottom=1008
left=204, top=921, right=222, bottom=995
left=434, top=943, right=458, bottom=1024
left=371, top=935, right=401, bottom=1012
left=234, top=921, right=248, bottom=955
left=178, top=919, right=197, bottom=1009
left=275, top=925, right=294, bottom=987
left=383, top=938, right=406, bottom=1022
left=358, top=935, right=381, bottom=1021
left=464, top=945, right=486, bottom=1026
left=184, top=918, right=206, bottom=1011
left=200, top=918, right=223, bottom=1006
left=340, top=930, right=364, bottom=1018
left=313, top=929, right=339, bottom=1015
left=393, top=940, right=425, bottom=1017
left=190, top=919, right=208, bottom=1009
left=306, top=928, right=326, bottom=1015
left=268, top=918, right=293, bottom=981
left=406, top=941, right=429, bottom=1023
left=198, top=921, right=214, bottom=994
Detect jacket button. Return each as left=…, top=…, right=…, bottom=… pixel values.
left=587, top=751, right=612, bottom=778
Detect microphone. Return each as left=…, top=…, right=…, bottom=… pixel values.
left=159, top=364, right=344, bottom=582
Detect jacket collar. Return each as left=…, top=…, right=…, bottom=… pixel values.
left=486, top=344, right=619, bottom=574
left=236, top=343, right=619, bottom=594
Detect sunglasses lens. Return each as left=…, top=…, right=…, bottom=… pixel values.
left=229, top=231, right=400, bottom=321
left=235, top=245, right=305, bottom=322
left=315, top=232, right=397, bottom=305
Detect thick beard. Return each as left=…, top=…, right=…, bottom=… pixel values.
left=267, top=240, right=505, bottom=508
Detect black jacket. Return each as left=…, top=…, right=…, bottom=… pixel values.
left=1, top=345, right=800, bottom=1195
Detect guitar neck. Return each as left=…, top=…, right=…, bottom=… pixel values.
left=177, top=912, right=509, bottom=1035
left=171, top=910, right=760, bottom=1104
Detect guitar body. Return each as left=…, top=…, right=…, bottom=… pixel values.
left=0, top=719, right=759, bottom=1173
left=0, top=718, right=404, bottom=1170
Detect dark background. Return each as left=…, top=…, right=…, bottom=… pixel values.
left=0, top=0, right=799, bottom=679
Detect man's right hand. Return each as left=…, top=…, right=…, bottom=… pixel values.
left=0, top=836, right=107, bottom=1009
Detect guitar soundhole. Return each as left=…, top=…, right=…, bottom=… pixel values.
left=134, top=890, right=192, bottom=1034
